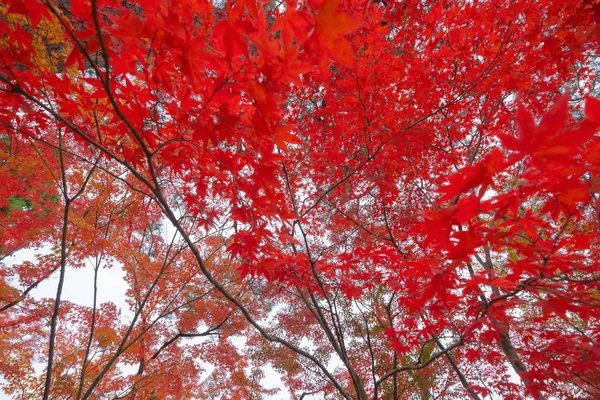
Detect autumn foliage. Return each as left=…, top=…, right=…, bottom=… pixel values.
left=1, top=0, right=600, bottom=398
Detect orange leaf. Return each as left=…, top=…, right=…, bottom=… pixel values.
left=314, top=0, right=362, bottom=68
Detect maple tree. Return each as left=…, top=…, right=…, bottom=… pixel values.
left=1, top=0, right=600, bottom=398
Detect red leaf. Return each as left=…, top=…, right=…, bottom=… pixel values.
left=539, top=94, right=568, bottom=133
left=488, top=277, right=517, bottom=289
left=585, top=96, right=600, bottom=126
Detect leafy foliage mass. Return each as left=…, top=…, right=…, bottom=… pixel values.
left=1, top=0, right=600, bottom=398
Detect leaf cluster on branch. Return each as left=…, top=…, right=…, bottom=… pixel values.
left=1, top=0, right=600, bottom=398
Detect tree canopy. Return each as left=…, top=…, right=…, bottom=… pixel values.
left=1, top=0, right=600, bottom=398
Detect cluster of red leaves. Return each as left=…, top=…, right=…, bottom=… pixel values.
left=1, top=0, right=600, bottom=398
